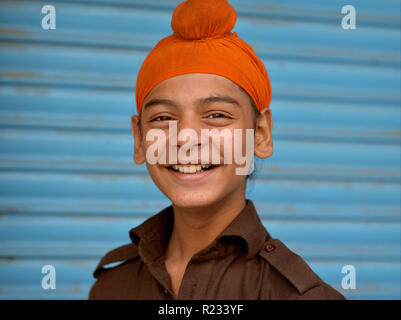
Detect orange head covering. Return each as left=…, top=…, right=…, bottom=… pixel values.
left=135, top=0, right=272, bottom=115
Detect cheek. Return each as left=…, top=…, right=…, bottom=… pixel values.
left=211, top=125, right=254, bottom=165
left=141, top=130, right=170, bottom=163
left=229, top=128, right=255, bottom=163
left=242, top=129, right=254, bottom=153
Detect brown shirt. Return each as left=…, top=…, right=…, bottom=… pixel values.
left=89, top=200, right=345, bottom=300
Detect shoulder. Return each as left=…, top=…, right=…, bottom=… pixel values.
left=258, top=238, right=346, bottom=300
left=89, top=243, right=141, bottom=300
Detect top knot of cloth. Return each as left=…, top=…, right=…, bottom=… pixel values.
left=135, top=0, right=272, bottom=114
left=171, top=0, right=236, bottom=40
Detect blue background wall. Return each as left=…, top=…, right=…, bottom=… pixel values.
left=0, top=0, right=400, bottom=299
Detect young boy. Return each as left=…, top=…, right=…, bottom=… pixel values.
left=89, top=0, right=345, bottom=300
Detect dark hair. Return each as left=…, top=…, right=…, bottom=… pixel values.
left=236, top=86, right=259, bottom=182
left=236, top=85, right=260, bottom=127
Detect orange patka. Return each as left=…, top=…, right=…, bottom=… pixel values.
left=135, top=0, right=272, bottom=115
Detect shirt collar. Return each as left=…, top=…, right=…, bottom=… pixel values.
left=129, top=199, right=270, bottom=262
left=217, top=199, right=269, bottom=258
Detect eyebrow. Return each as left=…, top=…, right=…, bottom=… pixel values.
left=142, top=94, right=241, bottom=112
left=195, top=95, right=241, bottom=108
left=143, top=99, right=177, bottom=111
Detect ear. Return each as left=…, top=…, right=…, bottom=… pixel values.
left=254, top=108, right=273, bottom=159
left=131, top=115, right=146, bottom=164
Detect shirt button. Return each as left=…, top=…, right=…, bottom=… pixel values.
left=264, top=243, right=275, bottom=252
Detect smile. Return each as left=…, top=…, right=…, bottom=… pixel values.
left=168, top=164, right=216, bottom=174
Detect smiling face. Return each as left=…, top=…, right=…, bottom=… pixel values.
left=131, top=73, right=273, bottom=210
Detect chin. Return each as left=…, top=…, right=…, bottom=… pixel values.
left=165, top=189, right=222, bottom=209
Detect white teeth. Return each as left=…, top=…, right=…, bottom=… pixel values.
left=171, top=164, right=207, bottom=174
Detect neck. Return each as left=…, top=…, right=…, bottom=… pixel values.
left=166, top=185, right=247, bottom=262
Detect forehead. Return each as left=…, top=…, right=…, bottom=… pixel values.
left=143, top=73, right=248, bottom=103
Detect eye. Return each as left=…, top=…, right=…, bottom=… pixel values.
left=150, top=115, right=171, bottom=122
left=207, top=113, right=230, bottom=119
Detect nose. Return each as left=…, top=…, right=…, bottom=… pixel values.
left=175, top=112, right=202, bottom=148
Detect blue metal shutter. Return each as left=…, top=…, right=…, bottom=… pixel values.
left=0, top=0, right=399, bottom=299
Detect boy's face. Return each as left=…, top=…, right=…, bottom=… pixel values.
left=131, top=73, right=272, bottom=209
